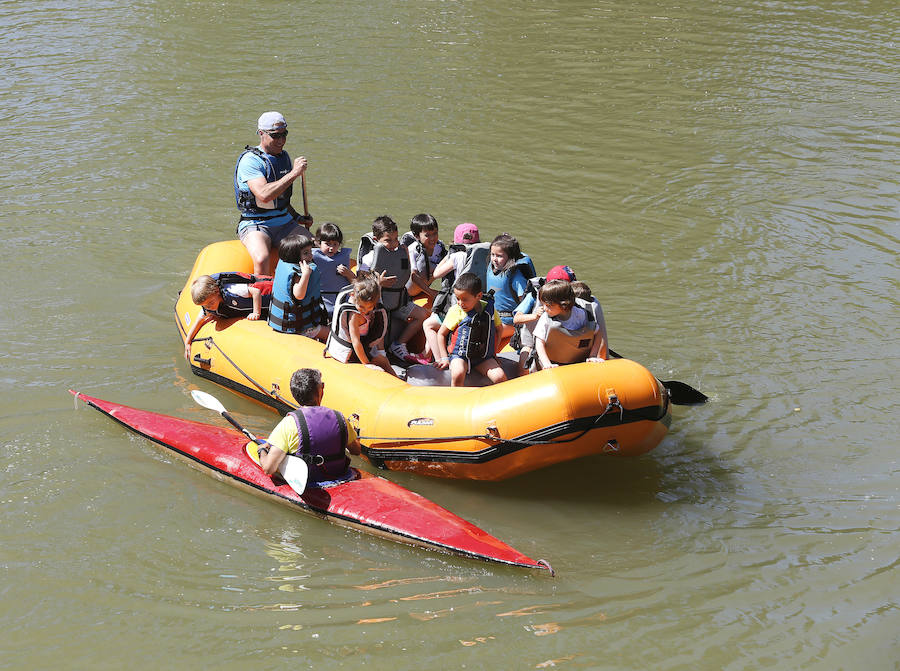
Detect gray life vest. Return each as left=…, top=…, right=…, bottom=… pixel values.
left=325, top=288, right=389, bottom=363
left=431, top=242, right=492, bottom=318
left=368, top=243, right=411, bottom=312
left=542, top=298, right=600, bottom=364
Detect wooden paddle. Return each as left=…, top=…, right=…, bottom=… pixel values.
left=607, top=349, right=708, bottom=405
left=300, top=172, right=309, bottom=218
left=190, top=390, right=309, bottom=494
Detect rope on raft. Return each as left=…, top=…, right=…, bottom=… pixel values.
left=195, top=336, right=620, bottom=448
left=194, top=336, right=295, bottom=407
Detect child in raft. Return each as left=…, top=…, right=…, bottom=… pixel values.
left=183, top=272, right=273, bottom=360
left=403, top=213, right=447, bottom=300
left=486, top=233, right=531, bottom=345
left=326, top=271, right=399, bottom=377
left=358, top=216, right=430, bottom=364
left=533, top=279, right=604, bottom=369
left=571, top=280, right=609, bottom=361
left=268, top=234, right=330, bottom=342
left=312, top=222, right=355, bottom=316
left=435, top=272, right=507, bottom=387
left=512, top=265, right=577, bottom=375
left=423, top=222, right=482, bottom=364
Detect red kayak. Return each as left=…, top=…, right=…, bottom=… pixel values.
left=71, top=390, right=553, bottom=573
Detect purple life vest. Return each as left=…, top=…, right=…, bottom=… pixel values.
left=289, top=406, right=351, bottom=482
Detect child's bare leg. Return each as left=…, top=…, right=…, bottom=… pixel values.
left=476, top=358, right=507, bottom=385
left=316, top=325, right=330, bottom=343
left=398, top=306, right=428, bottom=345
left=496, top=322, right=515, bottom=350
left=449, top=358, right=467, bottom=387
left=422, top=313, right=441, bottom=358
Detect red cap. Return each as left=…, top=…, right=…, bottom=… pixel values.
left=453, top=223, right=480, bottom=244
left=546, top=265, right=576, bottom=281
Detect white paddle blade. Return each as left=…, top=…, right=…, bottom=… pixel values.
left=190, top=389, right=226, bottom=414
left=278, top=454, right=309, bottom=495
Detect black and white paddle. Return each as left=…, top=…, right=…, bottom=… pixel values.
left=190, top=389, right=309, bottom=494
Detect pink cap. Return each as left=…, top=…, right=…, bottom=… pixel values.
left=453, top=223, right=480, bottom=244
left=546, top=265, right=576, bottom=281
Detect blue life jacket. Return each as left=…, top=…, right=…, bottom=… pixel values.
left=206, top=272, right=273, bottom=319
left=233, top=146, right=293, bottom=220
left=486, top=254, right=535, bottom=323
left=449, top=292, right=496, bottom=362
left=268, top=260, right=327, bottom=334
left=312, top=247, right=352, bottom=314
left=288, top=406, right=351, bottom=482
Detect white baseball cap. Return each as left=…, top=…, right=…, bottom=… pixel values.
left=257, top=111, right=287, bottom=132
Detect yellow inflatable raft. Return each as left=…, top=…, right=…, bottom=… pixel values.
left=176, top=241, right=671, bottom=481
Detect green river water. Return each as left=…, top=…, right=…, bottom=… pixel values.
left=2, top=1, right=898, bottom=668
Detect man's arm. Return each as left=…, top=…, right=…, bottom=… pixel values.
left=245, top=156, right=307, bottom=205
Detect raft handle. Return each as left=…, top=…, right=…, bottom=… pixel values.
left=193, top=353, right=211, bottom=366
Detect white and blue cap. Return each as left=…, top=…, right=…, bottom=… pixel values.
left=257, top=111, right=287, bottom=132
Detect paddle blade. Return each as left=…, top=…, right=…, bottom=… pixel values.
left=662, top=380, right=708, bottom=405
left=191, top=389, right=226, bottom=414
left=278, top=454, right=309, bottom=495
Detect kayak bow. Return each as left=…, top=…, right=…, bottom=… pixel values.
left=70, top=390, right=553, bottom=574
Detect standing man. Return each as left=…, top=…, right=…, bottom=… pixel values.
left=255, top=368, right=361, bottom=484
left=234, top=111, right=314, bottom=276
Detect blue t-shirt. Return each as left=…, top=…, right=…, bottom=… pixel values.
left=235, top=148, right=294, bottom=231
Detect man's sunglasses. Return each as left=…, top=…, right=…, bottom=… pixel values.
left=265, top=130, right=288, bottom=139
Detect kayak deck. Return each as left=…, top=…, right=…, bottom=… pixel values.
left=71, top=390, right=553, bottom=573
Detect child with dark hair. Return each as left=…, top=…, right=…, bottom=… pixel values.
left=312, top=222, right=355, bottom=316
left=533, top=279, right=604, bottom=369
left=486, top=233, right=533, bottom=344
left=435, top=272, right=506, bottom=387
left=404, top=213, right=448, bottom=300
left=268, top=234, right=330, bottom=342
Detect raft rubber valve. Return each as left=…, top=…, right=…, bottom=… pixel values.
left=605, top=388, right=624, bottom=421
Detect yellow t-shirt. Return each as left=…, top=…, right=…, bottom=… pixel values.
left=441, top=300, right=502, bottom=332
left=249, top=411, right=358, bottom=464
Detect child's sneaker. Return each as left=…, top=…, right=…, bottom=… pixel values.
left=390, top=342, right=415, bottom=363
left=411, top=351, right=432, bottom=365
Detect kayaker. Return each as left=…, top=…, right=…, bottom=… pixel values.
left=234, top=111, right=313, bottom=276
left=256, top=368, right=362, bottom=483
left=183, top=272, right=274, bottom=361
